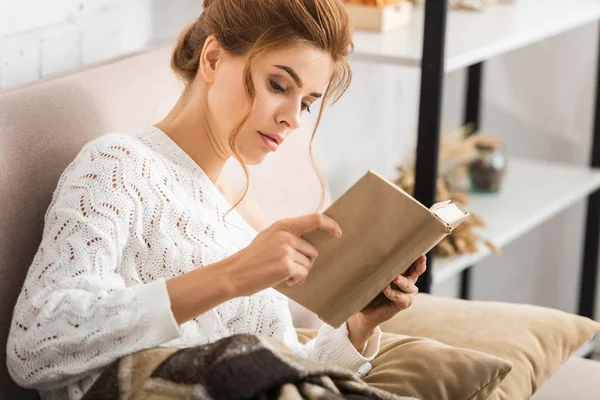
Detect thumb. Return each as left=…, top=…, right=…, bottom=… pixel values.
left=280, top=213, right=342, bottom=237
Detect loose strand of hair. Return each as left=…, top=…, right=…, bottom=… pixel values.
left=223, top=53, right=259, bottom=218
left=308, top=82, right=335, bottom=213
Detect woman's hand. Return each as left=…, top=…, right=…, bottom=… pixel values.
left=167, top=213, right=340, bottom=325
left=346, top=255, right=427, bottom=351
left=226, top=213, right=342, bottom=297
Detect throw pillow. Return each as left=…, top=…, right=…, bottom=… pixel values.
left=379, top=294, right=600, bottom=400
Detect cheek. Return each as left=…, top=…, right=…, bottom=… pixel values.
left=250, top=86, right=279, bottom=123
left=208, top=73, right=250, bottom=135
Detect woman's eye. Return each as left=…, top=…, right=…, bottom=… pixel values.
left=270, top=79, right=311, bottom=113
left=269, top=80, right=285, bottom=93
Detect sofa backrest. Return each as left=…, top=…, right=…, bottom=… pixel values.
left=0, top=46, right=326, bottom=398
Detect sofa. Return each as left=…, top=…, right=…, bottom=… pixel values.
left=1, top=47, right=599, bottom=399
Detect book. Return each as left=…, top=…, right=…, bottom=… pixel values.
left=274, top=169, right=469, bottom=328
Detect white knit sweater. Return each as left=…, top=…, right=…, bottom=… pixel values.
left=6, top=126, right=381, bottom=400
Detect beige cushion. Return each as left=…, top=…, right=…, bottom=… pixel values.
left=297, top=329, right=512, bottom=400
left=380, top=294, right=600, bottom=400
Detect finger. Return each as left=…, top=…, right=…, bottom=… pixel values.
left=286, top=277, right=308, bottom=286
left=383, top=286, right=413, bottom=310
left=403, top=255, right=427, bottom=278
left=289, top=236, right=319, bottom=263
left=280, top=213, right=342, bottom=238
left=393, top=275, right=419, bottom=293
left=290, top=245, right=316, bottom=285
left=285, top=277, right=296, bottom=286
left=285, top=262, right=309, bottom=286
left=383, top=284, right=394, bottom=300
left=290, top=249, right=312, bottom=270
left=394, top=295, right=413, bottom=310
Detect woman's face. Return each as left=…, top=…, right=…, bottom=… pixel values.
left=202, top=42, right=335, bottom=165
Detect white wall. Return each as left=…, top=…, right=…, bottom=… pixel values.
left=0, top=0, right=201, bottom=90
left=2, top=2, right=598, bottom=326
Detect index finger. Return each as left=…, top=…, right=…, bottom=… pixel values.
left=403, top=255, right=427, bottom=278
left=280, top=213, right=342, bottom=238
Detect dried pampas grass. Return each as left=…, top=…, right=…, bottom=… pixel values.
left=395, top=125, right=501, bottom=258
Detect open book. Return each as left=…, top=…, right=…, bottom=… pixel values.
left=274, top=170, right=469, bottom=328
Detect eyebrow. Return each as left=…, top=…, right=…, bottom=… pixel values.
left=274, top=64, right=322, bottom=98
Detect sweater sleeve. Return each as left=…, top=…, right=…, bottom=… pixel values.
left=6, top=139, right=182, bottom=390
left=279, top=298, right=381, bottom=376
left=301, top=322, right=381, bottom=377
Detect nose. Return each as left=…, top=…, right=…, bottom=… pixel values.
left=277, top=103, right=301, bottom=131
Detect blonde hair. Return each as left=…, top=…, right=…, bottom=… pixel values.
left=171, top=0, right=354, bottom=212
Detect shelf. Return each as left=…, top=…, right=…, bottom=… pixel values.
left=351, top=0, right=600, bottom=72
left=432, top=158, right=600, bottom=284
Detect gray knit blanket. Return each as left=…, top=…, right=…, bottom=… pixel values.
left=82, top=334, right=417, bottom=400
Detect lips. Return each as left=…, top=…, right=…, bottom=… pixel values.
left=258, top=131, right=284, bottom=152
left=259, top=133, right=278, bottom=151
left=259, top=131, right=284, bottom=145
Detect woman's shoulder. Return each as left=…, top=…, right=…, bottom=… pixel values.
left=80, top=130, right=151, bottom=161
left=49, top=130, right=156, bottom=207
left=67, top=127, right=167, bottom=179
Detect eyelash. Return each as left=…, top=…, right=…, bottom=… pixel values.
left=269, top=79, right=311, bottom=113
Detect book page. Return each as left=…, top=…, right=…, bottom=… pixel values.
left=431, top=202, right=469, bottom=227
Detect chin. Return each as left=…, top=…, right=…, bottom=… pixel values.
left=237, top=151, right=268, bottom=166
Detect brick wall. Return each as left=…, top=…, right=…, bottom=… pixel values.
left=0, top=0, right=202, bottom=90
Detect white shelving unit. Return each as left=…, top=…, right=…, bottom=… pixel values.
left=352, top=0, right=600, bottom=71
left=432, top=158, right=600, bottom=284
left=347, top=0, right=600, bottom=336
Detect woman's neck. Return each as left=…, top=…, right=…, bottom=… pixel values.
left=155, top=90, right=228, bottom=184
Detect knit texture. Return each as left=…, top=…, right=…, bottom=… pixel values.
left=6, top=126, right=381, bottom=400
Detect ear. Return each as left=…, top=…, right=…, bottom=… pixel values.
left=199, top=35, right=223, bottom=83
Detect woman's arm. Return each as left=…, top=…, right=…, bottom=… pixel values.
left=166, top=258, right=237, bottom=324
left=7, top=142, right=185, bottom=390
left=7, top=140, right=234, bottom=389
left=218, top=181, right=379, bottom=351
left=215, top=179, right=383, bottom=373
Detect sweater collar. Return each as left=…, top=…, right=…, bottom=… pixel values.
left=139, top=126, right=233, bottom=209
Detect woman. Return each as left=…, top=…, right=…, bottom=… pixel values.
left=7, top=0, right=426, bottom=399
